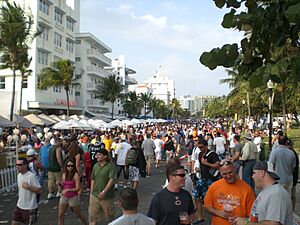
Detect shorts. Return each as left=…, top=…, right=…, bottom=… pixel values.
left=145, top=155, right=154, bottom=164
left=12, top=206, right=36, bottom=225
left=129, top=166, right=140, bottom=182
left=48, top=171, right=61, bottom=189
left=192, top=177, right=213, bottom=200
left=88, top=194, right=115, bottom=223
left=59, top=195, right=80, bottom=207
left=117, top=165, right=129, bottom=179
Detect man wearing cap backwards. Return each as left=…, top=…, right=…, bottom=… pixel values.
left=233, top=161, right=293, bottom=225
left=88, top=148, right=117, bottom=225
left=240, top=133, right=258, bottom=189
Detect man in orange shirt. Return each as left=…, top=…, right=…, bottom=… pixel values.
left=204, top=160, right=255, bottom=225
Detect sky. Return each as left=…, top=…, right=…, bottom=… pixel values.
left=80, top=0, right=244, bottom=97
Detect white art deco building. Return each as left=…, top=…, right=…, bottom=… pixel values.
left=0, top=0, right=81, bottom=116
left=143, top=66, right=175, bottom=105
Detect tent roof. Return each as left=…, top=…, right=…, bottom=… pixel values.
left=24, top=114, right=53, bottom=126
left=13, top=115, right=34, bottom=128
left=0, top=115, right=15, bottom=127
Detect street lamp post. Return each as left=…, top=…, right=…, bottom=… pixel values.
left=267, top=79, right=274, bottom=152
left=242, top=99, right=246, bottom=123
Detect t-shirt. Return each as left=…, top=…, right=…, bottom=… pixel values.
left=249, top=183, right=293, bottom=225
left=91, top=162, right=117, bottom=200
left=199, top=150, right=220, bottom=181
left=115, top=142, right=132, bottom=166
left=269, top=145, right=296, bottom=184
left=17, top=171, right=41, bottom=210
left=39, top=144, right=51, bottom=169
left=147, top=188, right=195, bottom=225
left=141, top=139, right=156, bottom=156
left=89, top=143, right=105, bottom=169
left=108, top=213, right=155, bottom=225
left=204, top=178, right=255, bottom=225
left=213, top=136, right=226, bottom=154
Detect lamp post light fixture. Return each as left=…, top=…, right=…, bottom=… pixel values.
left=267, top=79, right=274, bottom=152
left=242, top=99, right=246, bottom=122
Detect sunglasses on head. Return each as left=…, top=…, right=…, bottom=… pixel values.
left=16, top=163, right=24, bottom=166
left=171, top=173, right=186, bottom=177
left=220, top=160, right=232, bottom=167
left=67, top=164, right=74, bottom=168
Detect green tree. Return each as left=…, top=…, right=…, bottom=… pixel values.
left=122, top=91, right=142, bottom=118
left=0, top=1, right=38, bottom=120
left=200, top=0, right=300, bottom=130
left=139, top=93, right=153, bottom=117
left=39, top=59, right=79, bottom=117
left=95, top=74, right=123, bottom=119
left=170, top=98, right=182, bottom=119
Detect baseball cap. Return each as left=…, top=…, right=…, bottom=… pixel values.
left=253, top=161, right=280, bottom=180
left=26, top=149, right=37, bottom=156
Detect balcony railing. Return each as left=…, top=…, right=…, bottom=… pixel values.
left=87, top=49, right=111, bottom=66
left=86, top=99, right=102, bottom=107
left=86, top=66, right=110, bottom=78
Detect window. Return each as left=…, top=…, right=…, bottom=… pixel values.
left=66, top=17, right=74, bottom=32
left=91, top=94, right=96, bottom=99
left=75, top=57, right=81, bottom=62
left=22, top=76, right=28, bottom=88
left=54, top=9, right=63, bottom=24
left=39, top=0, right=49, bottom=15
left=66, top=39, right=74, bottom=53
left=54, top=32, right=62, bottom=47
left=0, top=77, right=5, bottom=89
left=39, top=25, right=49, bottom=41
left=75, top=40, right=81, bottom=44
left=38, top=50, right=48, bottom=65
left=69, top=88, right=73, bottom=95
left=75, top=91, right=80, bottom=96
left=53, top=86, right=61, bottom=93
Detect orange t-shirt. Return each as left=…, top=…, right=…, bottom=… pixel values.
left=204, top=178, right=255, bottom=225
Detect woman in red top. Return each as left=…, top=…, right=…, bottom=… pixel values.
left=58, top=159, right=87, bottom=225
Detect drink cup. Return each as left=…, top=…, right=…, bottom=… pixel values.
left=179, top=211, right=189, bottom=224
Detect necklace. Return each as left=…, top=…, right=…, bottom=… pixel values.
left=175, top=196, right=181, bottom=206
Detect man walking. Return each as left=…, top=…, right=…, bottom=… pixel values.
left=269, top=135, right=296, bottom=195
left=240, top=133, right=258, bottom=189
left=148, top=164, right=195, bottom=225
left=12, top=158, right=42, bottom=225
left=141, top=133, right=156, bottom=176
left=204, top=160, right=255, bottom=225
left=88, top=149, right=117, bottom=225
left=233, top=161, right=293, bottom=225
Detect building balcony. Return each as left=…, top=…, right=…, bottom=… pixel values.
left=125, top=76, right=138, bottom=85
left=87, top=49, right=111, bottom=67
left=86, top=82, right=97, bottom=91
left=86, top=99, right=103, bottom=107
left=86, top=66, right=110, bottom=78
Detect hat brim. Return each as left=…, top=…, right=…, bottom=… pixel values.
left=268, top=171, right=280, bottom=180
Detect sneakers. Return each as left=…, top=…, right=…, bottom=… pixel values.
left=56, top=192, right=61, bottom=197
left=47, top=193, right=54, bottom=199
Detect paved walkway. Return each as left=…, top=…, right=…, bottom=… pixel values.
left=0, top=163, right=299, bottom=225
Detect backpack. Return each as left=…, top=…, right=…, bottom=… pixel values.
left=126, top=148, right=138, bottom=166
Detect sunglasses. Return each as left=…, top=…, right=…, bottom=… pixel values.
left=171, top=173, right=186, bottom=177
left=67, top=164, right=74, bottom=168
left=16, top=164, right=24, bottom=166
left=220, top=160, right=232, bottom=167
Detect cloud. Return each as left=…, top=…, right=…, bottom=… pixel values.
left=80, top=1, right=243, bottom=96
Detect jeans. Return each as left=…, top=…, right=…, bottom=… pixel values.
left=242, top=159, right=256, bottom=189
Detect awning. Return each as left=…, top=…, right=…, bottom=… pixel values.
left=0, top=115, right=16, bottom=127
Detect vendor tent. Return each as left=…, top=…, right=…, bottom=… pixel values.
left=0, top=115, right=15, bottom=127
left=13, top=115, right=34, bottom=128
left=24, top=114, right=53, bottom=126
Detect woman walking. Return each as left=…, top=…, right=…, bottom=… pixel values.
left=58, top=159, right=87, bottom=225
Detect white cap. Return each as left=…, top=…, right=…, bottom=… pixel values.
left=26, top=149, right=37, bottom=156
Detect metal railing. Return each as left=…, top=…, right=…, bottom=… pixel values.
left=0, top=167, right=17, bottom=193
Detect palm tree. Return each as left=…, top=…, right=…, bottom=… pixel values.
left=95, top=74, right=123, bottom=119
left=139, top=93, right=152, bottom=117
left=0, top=1, right=37, bottom=121
left=170, top=98, right=181, bottom=119
left=122, top=91, right=142, bottom=118
left=39, top=59, right=79, bottom=117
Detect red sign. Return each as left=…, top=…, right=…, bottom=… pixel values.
left=55, top=99, right=77, bottom=106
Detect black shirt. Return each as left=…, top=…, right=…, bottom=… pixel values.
left=148, top=188, right=195, bottom=225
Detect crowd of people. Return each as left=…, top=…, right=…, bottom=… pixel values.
left=0, top=118, right=298, bottom=225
